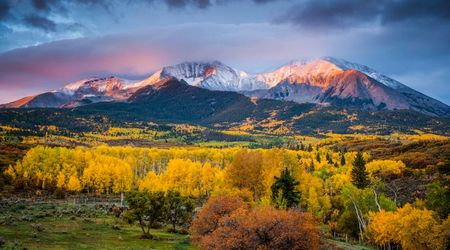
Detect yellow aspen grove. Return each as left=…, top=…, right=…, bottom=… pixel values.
left=112, top=160, right=133, bottom=206
left=366, top=160, right=405, bottom=179
left=367, top=204, right=448, bottom=250
left=138, top=171, right=164, bottom=193
left=67, top=175, right=82, bottom=192
left=56, top=172, right=65, bottom=189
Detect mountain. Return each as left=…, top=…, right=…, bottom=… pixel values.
left=320, top=57, right=450, bottom=116
left=1, top=78, right=448, bottom=136
left=263, top=66, right=411, bottom=111
left=73, top=77, right=294, bottom=125
left=137, top=61, right=268, bottom=91
left=0, top=76, right=140, bottom=108
left=139, top=58, right=449, bottom=116
left=1, top=57, right=449, bottom=116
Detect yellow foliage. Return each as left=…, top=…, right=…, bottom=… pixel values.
left=366, top=160, right=405, bottom=179
left=56, top=172, right=65, bottom=189
left=67, top=175, right=82, bottom=192
left=138, top=171, right=163, bottom=193
left=367, top=204, right=447, bottom=250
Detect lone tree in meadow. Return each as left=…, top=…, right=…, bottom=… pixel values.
left=351, top=152, right=369, bottom=189
left=165, top=190, right=195, bottom=232
left=124, top=191, right=166, bottom=239
left=271, top=168, right=300, bottom=209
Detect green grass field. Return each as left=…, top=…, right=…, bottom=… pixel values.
left=0, top=201, right=195, bottom=250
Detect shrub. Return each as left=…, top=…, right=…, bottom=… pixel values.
left=191, top=196, right=319, bottom=250
left=190, top=195, right=247, bottom=243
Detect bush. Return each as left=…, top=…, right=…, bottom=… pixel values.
left=190, top=195, right=247, bottom=243
left=31, top=223, right=44, bottom=232
left=191, top=195, right=320, bottom=250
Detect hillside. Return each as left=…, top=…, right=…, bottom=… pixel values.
left=0, top=78, right=448, bottom=136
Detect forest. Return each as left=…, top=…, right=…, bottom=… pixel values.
left=1, top=137, right=449, bottom=249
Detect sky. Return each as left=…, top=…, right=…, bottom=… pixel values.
left=0, top=0, right=449, bottom=104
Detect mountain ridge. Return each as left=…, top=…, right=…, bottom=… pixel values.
left=1, top=57, right=449, bottom=117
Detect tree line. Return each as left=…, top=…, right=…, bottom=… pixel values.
left=3, top=145, right=450, bottom=249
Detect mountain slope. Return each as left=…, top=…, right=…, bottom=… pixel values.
left=0, top=76, right=139, bottom=108
left=1, top=81, right=448, bottom=136
left=322, top=57, right=450, bottom=116
left=1, top=58, right=449, bottom=116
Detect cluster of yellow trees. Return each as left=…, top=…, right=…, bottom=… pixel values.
left=5, top=146, right=356, bottom=208
left=367, top=204, right=450, bottom=249
left=4, top=145, right=449, bottom=249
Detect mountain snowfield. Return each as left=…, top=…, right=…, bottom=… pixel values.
left=2, top=57, right=449, bottom=116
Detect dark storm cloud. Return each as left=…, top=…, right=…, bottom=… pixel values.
left=252, top=0, right=279, bottom=4
left=277, top=0, right=450, bottom=29
left=31, top=0, right=56, bottom=12
left=0, top=0, right=10, bottom=20
left=23, top=15, right=56, bottom=31
left=276, top=0, right=381, bottom=28
left=383, top=0, right=450, bottom=23
left=164, top=0, right=211, bottom=9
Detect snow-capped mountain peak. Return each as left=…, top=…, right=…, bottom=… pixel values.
left=321, top=57, right=406, bottom=89
left=2, top=58, right=449, bottom=116
left=142, top=60, right=268, bottom=91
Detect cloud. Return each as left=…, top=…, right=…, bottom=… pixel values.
left=23, top=15, right=57, bottom=31
left=275, top=0, right=381, bottom=29
left=252, top=0, right=280, bottom=4
left=383, top=0, right=450, bottom=23
left=164, top=0, right=211, bottom=9
left=31, top=0, right=56, bottom=12
left=277, top=0, right=450, bottom=29
left=0, top=0, right=10, bottom=20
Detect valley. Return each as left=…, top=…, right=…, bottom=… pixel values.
left=0, top=58, right=449, bottom=249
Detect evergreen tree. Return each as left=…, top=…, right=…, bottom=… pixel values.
left=340, top=153, right=346, bottom=166
left=316, top=152, right=321, bottom=163
left=309, top=158, right=315, bottom=172
left=326, top=152, right=333, bottom=164
left=271, top=168, right=300, bottom=208
left=351, top=152, right=369, bottom=189
left=307, top=144, right=313, bottom=152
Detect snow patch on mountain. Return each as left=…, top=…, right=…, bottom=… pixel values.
left=143, top=61, right=269, bottom=91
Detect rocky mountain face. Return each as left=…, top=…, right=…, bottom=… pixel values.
left=2, top=58, right=449, bottom=116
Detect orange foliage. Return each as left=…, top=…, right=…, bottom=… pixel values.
left=191, top=196, right=319, bottom=250
left=190, top=195, right=248, bottom=243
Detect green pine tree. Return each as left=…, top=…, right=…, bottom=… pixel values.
left=326, top=152, right=333, bottom=164
left=340, top=153, right=346, bottom=166
left=271, top=168, right=300, bottom=208
left=351, top=152, right=369, bottom=189
left=309, top=158, right=315, bottom=172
